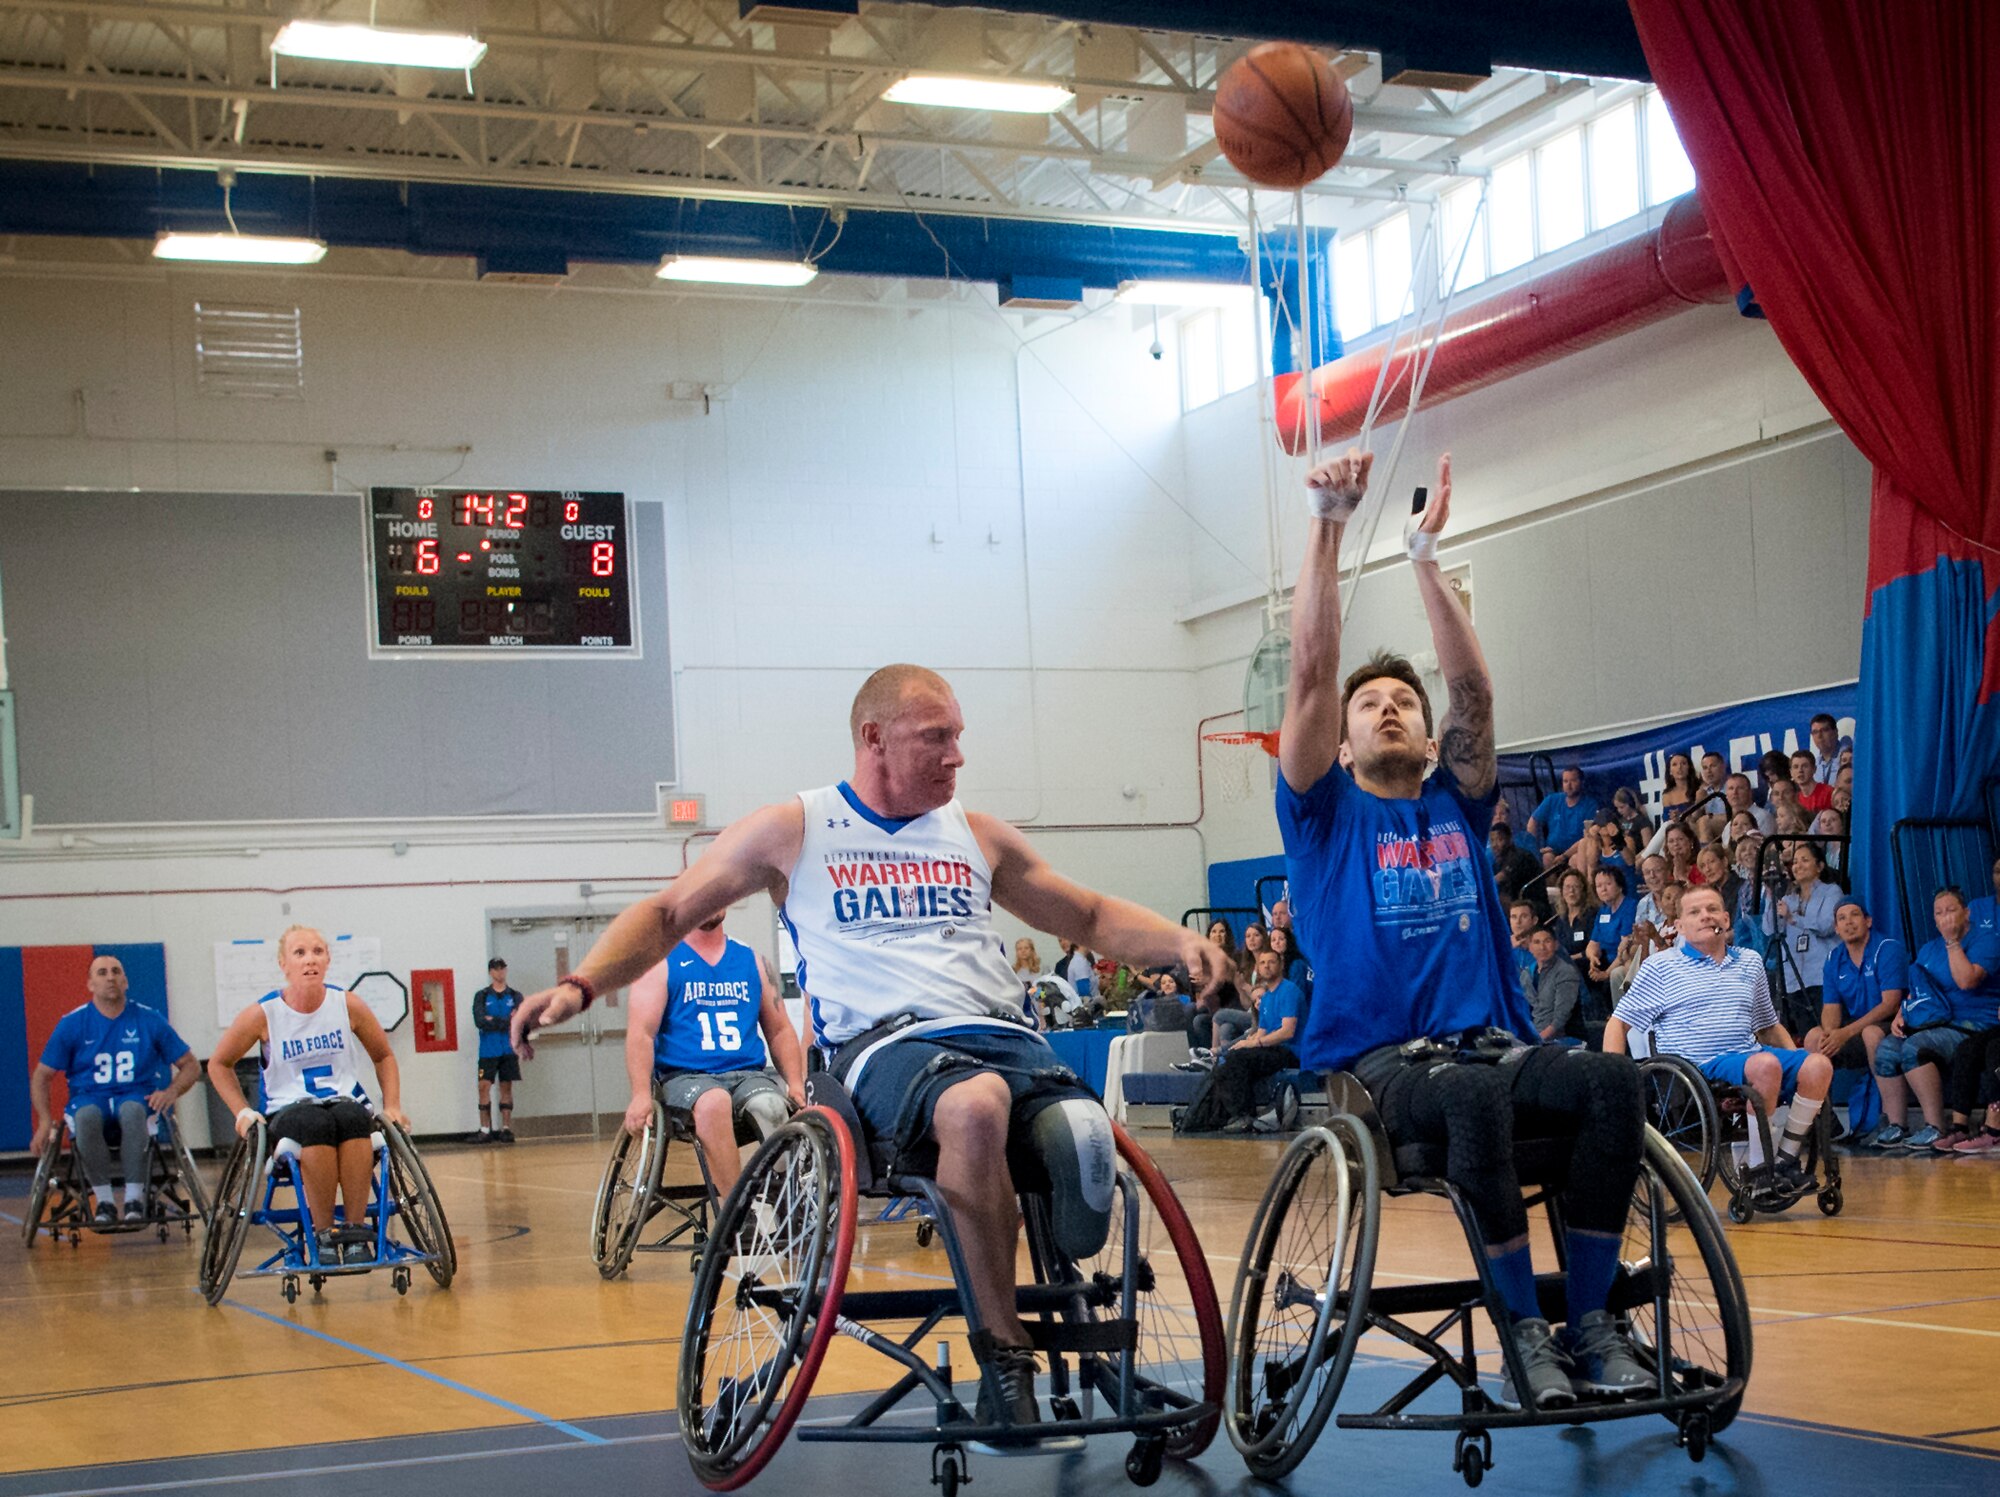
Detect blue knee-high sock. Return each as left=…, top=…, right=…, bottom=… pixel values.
left=1485, top=1244, right=1542, bottom=1323
left=1564, top=1229, right=1621, bottom=1321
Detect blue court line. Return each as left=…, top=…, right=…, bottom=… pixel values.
left=0, top=1207, right=23, bottom=1225
left=221, top=1299, right=607, bottom=1445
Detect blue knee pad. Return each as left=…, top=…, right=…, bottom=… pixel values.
left=1025, top=1097, right=1118, bottom=1261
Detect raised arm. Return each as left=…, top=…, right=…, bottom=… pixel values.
left=1280, top=448, right=1372, bottom=794
left=975, top=813, right=1229, bottom=995
left=512, top=798, right=804, bottom=1054
left=1410, top=455, right=1496, bottom=798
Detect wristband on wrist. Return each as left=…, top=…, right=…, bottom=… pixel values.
left=235, top=1106, right=260, bottom=1126
left=562, top=971, right=598, bottom=1009
left=1403, top=516, right=1439, bottom=563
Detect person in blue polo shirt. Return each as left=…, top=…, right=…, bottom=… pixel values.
left=1808, top=898, right=1908, bottom=1143
left=1209, top=949, right=1303, bottom=1130
left=1607, top=884, right=1834, bottom=1205
left=1528, top=766, right=1592, bottom=872
left=473, top=958, right=523, bottom=1143
left=1583, top=865, right=1637, bottom=1017
left=29, top=953, right=200, bottom=1225
left=1969, top=855, right=2000, bottom=938
left=1872, top=886, right=2000, bottom=1151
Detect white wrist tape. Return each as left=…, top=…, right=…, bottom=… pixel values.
left=1306, top=481, right=1364, bottom=522
left=1403, top=515, right=1440, bottom=563
left=236, top=1107, right=261, bottom=1126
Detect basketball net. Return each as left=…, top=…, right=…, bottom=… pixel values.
left=1203, top=729, right=1280, bottom=806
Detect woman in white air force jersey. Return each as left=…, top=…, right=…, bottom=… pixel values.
left=208, top=926, right=408, bottom=1254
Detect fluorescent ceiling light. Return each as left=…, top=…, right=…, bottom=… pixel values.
left=1114, top=279, right=1254, bottom=307
left=882, top=75, right=1074, bottom=114
left=656, top=256, right=819, bottom=287
left=154, top=231, right=328, bottom=265
left=270, top=20, right=488, bottom=70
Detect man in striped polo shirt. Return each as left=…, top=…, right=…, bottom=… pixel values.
left=1606, top=884, right=1834, bottom=1204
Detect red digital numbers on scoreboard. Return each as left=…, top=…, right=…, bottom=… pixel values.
left=592, top=542, right=616, bottom=577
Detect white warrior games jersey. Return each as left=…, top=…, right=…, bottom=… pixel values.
left=259, top=988, right=370, bottom=1110
left=784, top=782, right=1026, bottom=1047
left=656, top=939, right=768, bottom=1073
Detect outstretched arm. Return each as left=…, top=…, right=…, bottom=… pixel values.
left=1280, top=448, right=1372, bottom=794
left=1410, top=454, right=1496, bottom=798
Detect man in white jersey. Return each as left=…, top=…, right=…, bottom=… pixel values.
left=514, top=664, right=1226, bottom=1432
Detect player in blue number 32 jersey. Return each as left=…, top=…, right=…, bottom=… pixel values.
left=624, top=914, right=806, bottom=1200
left=1276, top=447, right=1650, bottom=1410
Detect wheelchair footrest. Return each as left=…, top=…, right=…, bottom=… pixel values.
left=795, top=1402, right=1213, bottom=1446
left=1337, top=1379, right=1745, bottom=1434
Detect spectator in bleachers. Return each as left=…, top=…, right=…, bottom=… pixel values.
left=1529, top=765, right=1591, bottom=870
left=1970, top=855, right=2000, bottom=937
left=1909, top=888, right=2000, bottom=1153
left=1940, top=1026, right=2000, bottom=1153
left=1696, top=843, right=1737, bottom=910
left=1773, top=842, right=1843, bottom=1039
left=1237, top=920, right=1269, bottom=984
left=1871, top=887, right=2000, bottom=1150
left=1489, top=821, right=1546, bottom=916
left=1810, top=899, right=1906, bottom=1140
left=1660, top=752, right=1700, bottom=824
left=1830, top=781, right=1853, bottom=823
left=1577, top=811, right=1635, bottom=885
left=1757, top=750, right=1795, bottom=809
left=1205, top=919, right=1240, bottom=979
left=1768, top=776, right=1804, bottom=828
left=1724, top=773, right=1775, bottom=837
left=1524, top=928, right=1583, bottom=1042
left=1809, top=713, right=1848, bottom=785
left=1508, top=899, right=1541, bottom=995
left=1184, top=981, right=1252, bottom=1062
left=1811, top=808, right=1848, bottom=874
left=1773, top=804, right=1811, bottom=839
left=1549, top=868, right=1597, bottom=974
left=1791, top=751, right=1833, bottom=816
left=1056, top=937, right=1096, bottom=997
left=1268, top=924, right=1308, bottom=990
left=1697, top=750, right=1730, bottom=815
left=1633, top=854, right=1671, bottom=933
left=1662, top=822, right=1699, bottom=886
left=1582, top=867, right=1634, bottom=1019
left=1610, top=786, right=1652, bottom=864
left=1211, top=949, right=1302, bottom=1133
left=1730, top=834, right=1771, bottom=960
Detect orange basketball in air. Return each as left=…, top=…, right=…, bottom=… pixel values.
left=1212, top=43, right=1354, bottom=191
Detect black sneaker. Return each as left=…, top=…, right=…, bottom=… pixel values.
left=315, top=1227, right=344, bottom=1266
left=122, top=1199, right=146, bottom=1222
left=500, top=1128, right=515, bottom=1144
left=339, top=1227, right=377, bottom=1265
left=93, top=1201, right=118, bottom=1227
left=476, top=1129, right=492, bottom=1144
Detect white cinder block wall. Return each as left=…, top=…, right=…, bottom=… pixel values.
left=0, top=267, right=1868, bottom=1141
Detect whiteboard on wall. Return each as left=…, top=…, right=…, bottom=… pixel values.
left=214, top=935, right=383, bottom=1026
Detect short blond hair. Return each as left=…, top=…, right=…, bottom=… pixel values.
left=276, top=924, right=325, bottom=956
left=850, top=663, right=951, bottom=745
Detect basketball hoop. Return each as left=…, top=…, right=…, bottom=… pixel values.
left=1203, top=729, right=1281, bottom=806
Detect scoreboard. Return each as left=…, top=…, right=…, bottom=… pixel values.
left=366, top=487, right=637, bottom=656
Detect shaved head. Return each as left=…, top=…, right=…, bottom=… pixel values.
left=850, top=663, right=952, bottom=746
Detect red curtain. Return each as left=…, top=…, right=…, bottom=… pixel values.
left=1627, top=0, right=2000, bottom=551
left=1629, top=1, right=2000, bottom=942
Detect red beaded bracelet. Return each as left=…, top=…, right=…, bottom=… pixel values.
left=562, top=971, right=597, bottom=1010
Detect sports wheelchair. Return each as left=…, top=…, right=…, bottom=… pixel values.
left=1226, top=1075, right=1751, bottom=1487
left=1636, top=1049, right=1842, bottom=1223
left=592, top=1082, right=765, bottom=1278
left=674, top=1076, right=1224, bottom=1494
left=22, top=1108, right=210, bottom=1248
left=198, top=1115, right=455, bottom=1304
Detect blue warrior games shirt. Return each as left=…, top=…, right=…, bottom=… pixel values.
left=1279, top=761, right=1533, bottom=1072
left=1911, top=930, right=2000, bottom=1028
left=655, top=939, right=769, bottom=1074
left=41, top=1002, right=190, bottom=1114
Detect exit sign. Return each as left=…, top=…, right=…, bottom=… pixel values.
left=666, top=794, right=706, bottom=826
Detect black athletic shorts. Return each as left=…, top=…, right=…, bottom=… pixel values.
left=478, top=1054, right=522, bottom=1083
left=269, top=1098, right=375, bottom=1149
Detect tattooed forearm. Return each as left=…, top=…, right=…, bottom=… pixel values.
left=1439, top=672, right=1496, bottom=797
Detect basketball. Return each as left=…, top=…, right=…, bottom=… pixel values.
left=1212, top=43, right=1353, bottom=190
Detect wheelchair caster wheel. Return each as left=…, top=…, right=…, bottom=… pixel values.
left=1678, top=1412, right=1710, bottom=1462
left=310, top=1274, right=326, bottom=1294
left=916, top=1220, right=936, bottom=1249
left=1817, top=1187, right=1842, bottom=1217
left=1453, top=1431, right=1492, bottom=1488
left=393, top=1268, right=411, bottom=1295
left=157, top=1225, right=169, bottom=1243
left=1126, top=1435, right=1165, bottom=1486
left=1726, top=1192, right=1753, bottom=1225
left=931, top=1444, right=968, bottom=1496
left=282, top=1276, right=299, bottom=1304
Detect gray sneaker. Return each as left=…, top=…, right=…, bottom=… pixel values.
left=1871, top=1123, right=1907, bottom=1147
left=1497, top=1317, right=1576, bottom=1410
left=1564, top=1310, right=1652, bottom=1398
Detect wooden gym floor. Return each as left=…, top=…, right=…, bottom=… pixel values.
left=2, top=1130, right=1997, bottom=1496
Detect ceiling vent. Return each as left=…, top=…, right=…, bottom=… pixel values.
left=192, top=301, right=304, bottom=398
left=997, top=274, right=1084, bottom=311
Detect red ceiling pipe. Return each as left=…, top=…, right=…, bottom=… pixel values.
left=1275, top=192, right=1734, bottom=453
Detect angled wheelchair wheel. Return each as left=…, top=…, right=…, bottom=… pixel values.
left=164, top=1115, right=213, bottom=1225
left=22, top=1129, right=63, bottom=1248
left=1225, top=1114, right=1379, bottom=1481
left=200, top=1121, right=266, bottom=1306
left=383, top=1120, right=456, bottom=1288
left=1068, top=1122, right=1226, bottom=1460
left=1637, top=1055, right=1720, bottom=1216
left=591, top=1103, right=666, bottom=1280
left=1619, top=1125, right=1753, bottom=1433
left=679, top=1106, right=856, bottom=1492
